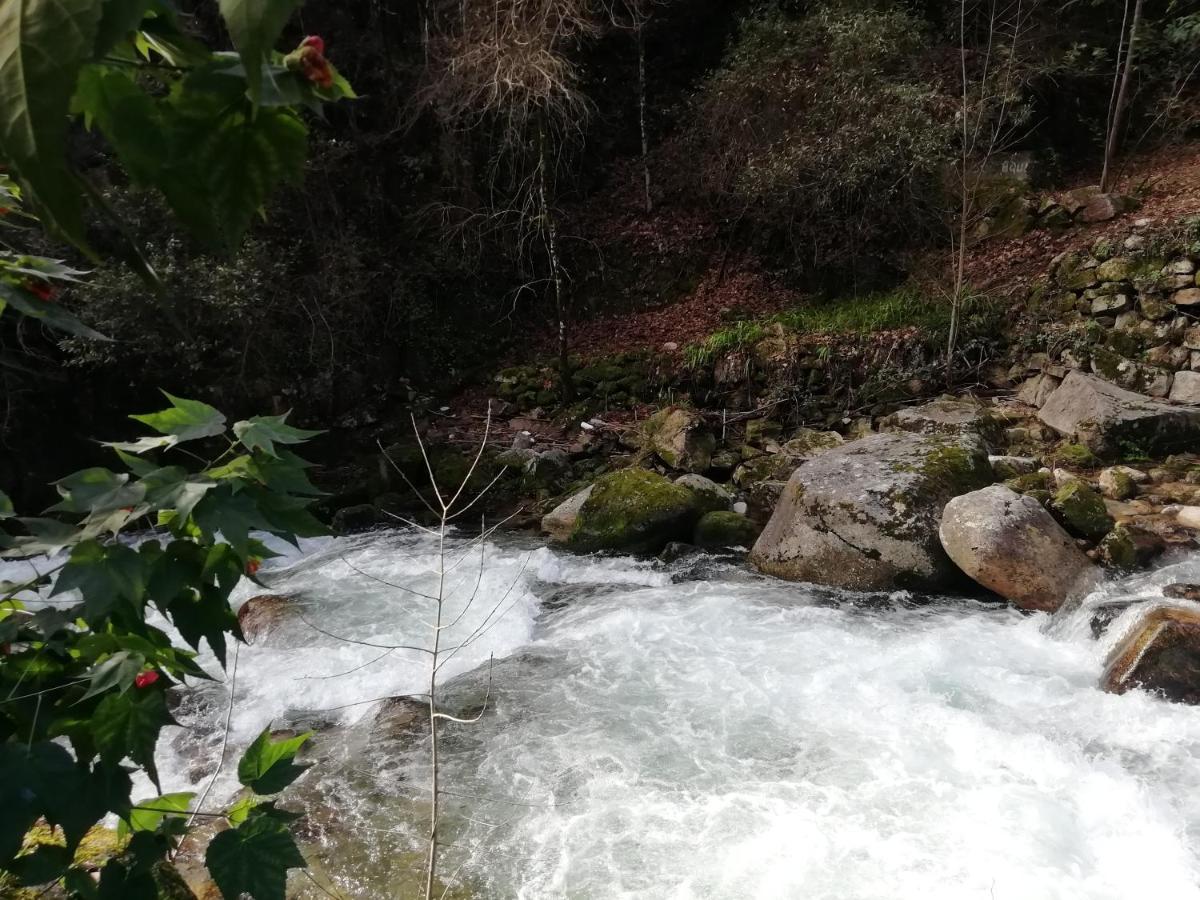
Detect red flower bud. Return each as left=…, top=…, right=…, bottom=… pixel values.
left=302, top=35, right=325, bottom=55
left=245, top=558, right=261, bottom=576
left=134, top=670, right=159, bottom=689
left=24, top=280, right=53, bottom=302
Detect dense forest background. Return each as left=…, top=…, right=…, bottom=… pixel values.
left=4, top=0, right=1199, bottom=500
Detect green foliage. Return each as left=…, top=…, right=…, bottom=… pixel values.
left=0, top=396, right=325, bottom=897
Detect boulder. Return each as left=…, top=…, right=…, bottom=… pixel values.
left=780, top=428, right=844, bottom=454
left=371, top=696, right=430, bottom=743
left=939, top=485, right=1100, bottom=613
left=749, top=432, right=992, bottom=590
left=331, top=503, right=379, bottom=534
left=1098, top=465, right=1143, bottom=500
left=1101, top=605, right=1200, bottom=704
left=693, top=511, right=761, bottom=550
left=237, top=595, right=293, bottom=644
left=989, top=455, right=1038, bottom=479
left=1015, top=373, right=1060, bottom=408
left=1038, top=370, right=1200, bottom=457
left=541, top=485, right=594, bottom=542
left=674, top=474, right=732, bottom=514
left=1078, top=192, right=1131, bottom=224
left=881, top=398, right=998, bottom=441
left=1169, top=370, right=1200, bottom=404
left=566, top=469, right=700, bottom=554
left=638, top=407, right=716, bottom=473
left=1164, top=584, right=1200, bottom=601
left=1049, top=481, right=1114, bottom=540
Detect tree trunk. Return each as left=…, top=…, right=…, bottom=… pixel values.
left=1101, top=0, right=1144, bottom=194
left=538, top=125, right=574, bottom=402
left=638, top=25, right=652, bottom=214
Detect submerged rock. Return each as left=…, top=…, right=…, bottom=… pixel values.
left=1164, top=583, right=1200, bottom=601
left=1038, top=371, right=1200, bottom=457
left=939, top=485, right=1099, bottom=613
left=238, top=594, right=294, bottom=643
left=567, top=468, right=700, bottom=554
left=541, top=485, right=594, bottom=542
left=1102, top=604, right=1200, bottom=704
left=749, top=432, right=992, bottom=590
left=693, top=511, right=760, bottom=549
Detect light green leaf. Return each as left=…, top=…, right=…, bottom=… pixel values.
left=217, top=0, right=304, bottom=107
left=0, top=0, right=102, bottom=246
left=205, top=813, right=306, bottom=900
left=80, top=649, right=144, bottom=701
left=233, top=413, right=321, bottom=457
left=126, top=392, right=227, bottom=448
left=237, top=728, right=311, bottom=794
left=0, top=281, right=111, bottom=340
left=225, top=796, right=258, bottom=826
left=118, top=791, right=193, bottom=840
left=0, top=489, right=13, bottom=519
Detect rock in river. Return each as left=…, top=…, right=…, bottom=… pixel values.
left=939, top=485, right=1100, bottom=613
left=1102, top=604, right=1200, bottom=704
left=565, top=468, right=701, bottom=554
left=749, top=432, right=992, bottom=590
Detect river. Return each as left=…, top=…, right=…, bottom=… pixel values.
left=18, top=528, right=1200, bottom=898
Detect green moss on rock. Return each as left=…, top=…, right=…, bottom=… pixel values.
left=693, top=511, right=761, bottom=549
left=1005, top=471, right=1055, bottom=494
left=1098, top=525, right=1138, bottom=569
left=1053, top=443, right=1101, bottom=469
left=568, top=468, right=700, bottom=553
left=1050, top=481, right=1114, bottom=540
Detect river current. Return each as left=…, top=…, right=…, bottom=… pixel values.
left=10, top=528, right=1200, bottom=898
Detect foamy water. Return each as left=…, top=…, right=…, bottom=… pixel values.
left=15, top=530, right=1200, bottom=898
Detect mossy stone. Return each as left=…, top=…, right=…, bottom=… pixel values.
left=693, top=511, right=761, bottom=549
left=568, top=468, right=700, bottom=554
left=1099, top=526, right=1138, bottom=569
left=1053, top=443, right=1101, bottom=469
left=1004, top=470, right=1055, bottom=494
left=1050, top=481, right=1114, bottom=540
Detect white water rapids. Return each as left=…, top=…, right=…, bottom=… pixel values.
left=11, top=529, right=1200, bottom=898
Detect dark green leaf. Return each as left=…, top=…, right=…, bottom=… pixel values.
left=237, top=729, right=311, bottom=794
left=217, top=0, right=304, bottom=107
left=0, top=489, right=13, bottom=518
left=233, top=413, right=321, bottom=458
left=73, top=64, right=166, bottom=185
left=49, top=467, right=142, bottom=515
left=0, top=281, right=111, bottom=340
left=205, top=812, right=306, bottom=900
left=0, top=0, right=101, bottom=246
left=80, top=650, right=145, bottom=701
left=166, top=587, right=239, bottom=666
left=9, top=842, right=71, bottom=886
left=96, top=856, right=157, bottom=900
left=95, top=0, right=153, bottom=57
left=91, top=689, right=173, bottom=789
left=52, top=541, right=146, bottom=624
left=192, top=487, right=273, bottom=557
left=1, top=517, right=82, bottom=558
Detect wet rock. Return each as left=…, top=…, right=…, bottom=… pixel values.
left=1038, top=370, right=1200, bottom=457
left=332, top=503, right=379, bottom=534
left=238, top=595, right=293, bottom=643
left=541, top=485, right=594, bottom=542
left=746, top=480, right=786, bottom=524
left=1049, top=481, right=1114, bottom=540
left=674, top=474, right=732, bottom=514
left=939, top=485, right=1100, bottom=613
left=693, top=511, right=760, bottom=550
left=780, top=428, right=844, bottom=455
left=1102, top=605, right=1200, bottom=704
left=659, top=541, right=702, bottom=563
left=1090, top=600, right=1140, bottom=638
left=1164, top=583, right=1200, bottom=601
left=638, top=407, right=716, bottom=473
left=750, top=432, right=992, bottom=591
left=371, top=696, right=429, bottom=742
left=567, top=469, right=701, bottom=554
left=1098, top=524, right=1164, bottom=569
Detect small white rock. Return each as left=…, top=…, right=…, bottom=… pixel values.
left=1176, top=506, right=1200, bottom=530
left=1053, top=468, right=1079, bottom=488
left=732, top=501, right=748, bottom=515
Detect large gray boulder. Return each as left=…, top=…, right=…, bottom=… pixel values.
left=882, top=398, right=999, bottom=441
left=939, top=485, right=1100, bottom=613
left=1038, top=370, right=1200, bottom=457
left=748, top=432, right=992, bottom=590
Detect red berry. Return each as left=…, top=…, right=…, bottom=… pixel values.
left=134, top=670, right=159, bottom=689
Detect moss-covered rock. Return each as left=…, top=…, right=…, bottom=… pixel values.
left=674, top=474, right=732, bottom=514
left=1098, top=525, right=1138, bottom=569
left=1050, top=481, right=1114, bottom=540
left=1053, top=443, right=1101, bottom=469
left=744, top=418, right=783, bottom=447
left=780, top=428, right=844, bottom=455
left=638, top=407, right=716, bottom=473
left=568, top=469, right=701, bottom=553
left=693, top=511, right=761, bottom=549
left=1004, top=470, right=1055, bottom=494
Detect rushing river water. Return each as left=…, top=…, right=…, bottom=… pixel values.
left=12, top=528, right=1200, bottom=898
